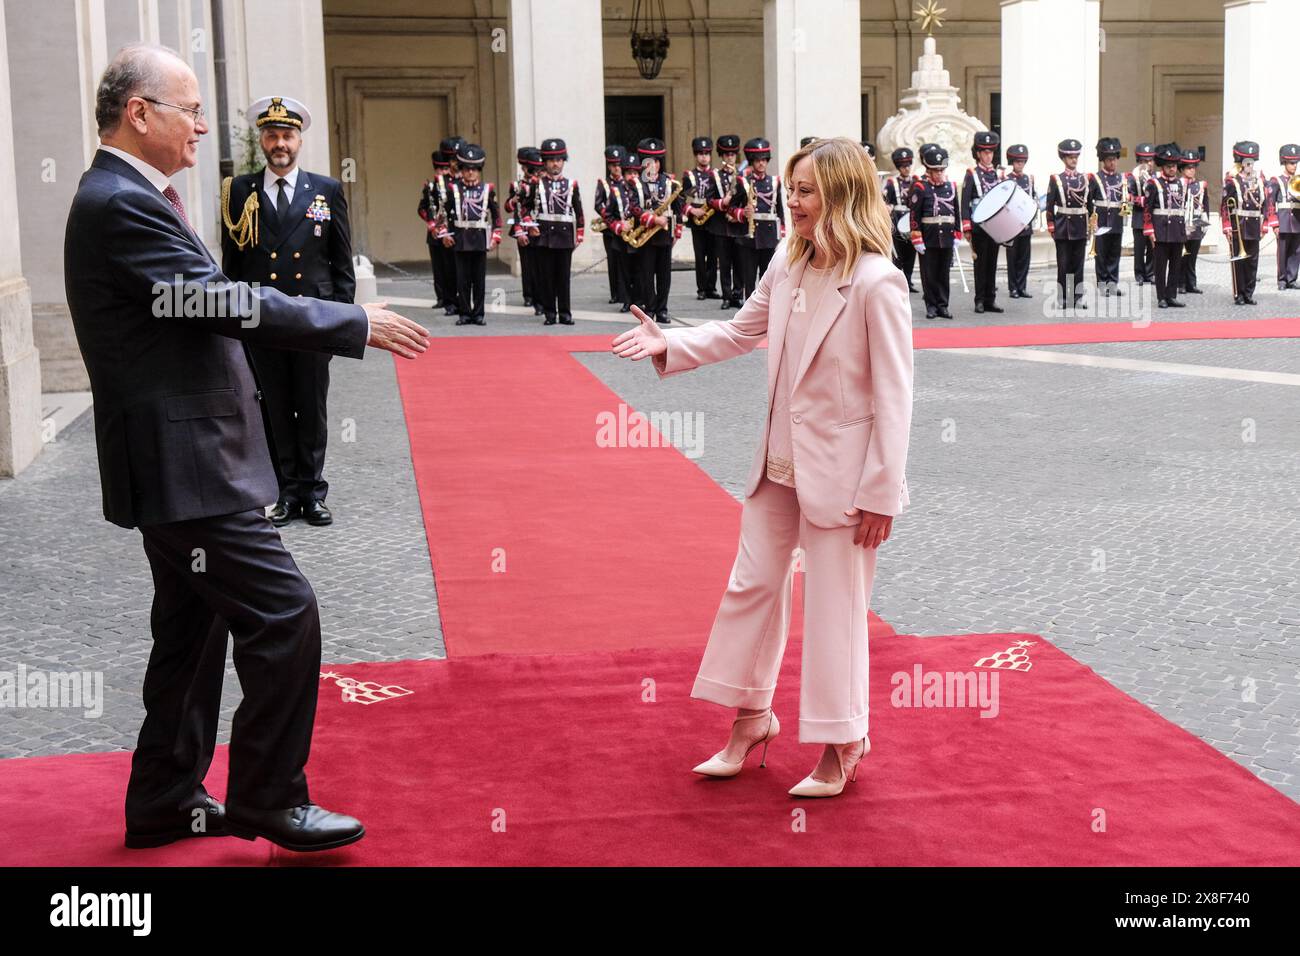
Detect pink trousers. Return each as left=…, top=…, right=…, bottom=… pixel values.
left=691, top=474, right=876, bottom=743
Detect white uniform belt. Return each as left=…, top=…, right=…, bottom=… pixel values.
left=753, top=212, right=779, bottom=221
left=891, top=204, right=908, bottom=212
left=921, top=215, right=954, bottom=224
left=537, top=212, right=575, bottom=222
left=1152, top=209, right=1184, bottom=216
left=1094, top=200, right=1122, bottom=208
left=1276, top=202, right=1297, bottom=209
left=1056, top=207, right=1087, bottom=214
left=455, top=219, right=489, bottom=228
left=1233, top=210, right=1262, bottom=218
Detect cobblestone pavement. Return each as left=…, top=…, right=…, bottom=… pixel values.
left=2, top=254, right=1296, bottom=804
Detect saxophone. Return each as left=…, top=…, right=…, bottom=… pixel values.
left=624, top=178, right=684, bottom=248
left=745, top=173, right=757, bottom=239
left=684, top=170, right=716, bottom=226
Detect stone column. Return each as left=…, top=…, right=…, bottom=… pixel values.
left=1000, top=0, right=1099, bottom=177
left=4, top=0, right=108, bottom=393
left=0, top=1, right=42, bottom=476
left=1223, top=0, right=1287, bottom=179
left=763, top=0, right=862, bottom=170
left=507, top=0, right=605, bottom=269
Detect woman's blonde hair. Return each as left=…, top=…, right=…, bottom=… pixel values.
left=782, top=136, right=894, bottom=281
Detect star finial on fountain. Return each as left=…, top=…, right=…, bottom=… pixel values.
left=914, top=0, right=947, bottom=36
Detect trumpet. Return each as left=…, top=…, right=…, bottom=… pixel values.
left=1086, top=210, right=1099, bottom=258
left=623, top=179, right=683, bottom=249
left=589, top=214, right=607, bottom=233
left=1288, top=173, right=1300, bottom=202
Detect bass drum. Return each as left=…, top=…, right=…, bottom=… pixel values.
left=971, top=179, right=1037, bottom=244
left=895, top=210, right=911, bottom=237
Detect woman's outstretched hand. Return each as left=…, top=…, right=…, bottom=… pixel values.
left=844, top=507, right=893, bottom=549
left=610, top=304, right=668, bottom=361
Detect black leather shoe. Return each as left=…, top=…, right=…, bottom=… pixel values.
left=559, top=315, right=575, bottom=325
left=696, top=291, right=708, bottom=300
left=924, top=309, right=936, bottom=319
left=473, top=317, right=486, bottom=325
left=974, top=302, right=985, bottom=313
left=125, top=795, right=227, bottom=849
left=1019, top=290, right=1033, bottom=298
left=269, top=499, right=301, bottom=527
left=225, top=802, right=365, bottom=853
left=907, top=284, right=919, bottom=293
left=1158, top=300, right=1168, bottom=309
left=619, top=303, right=631, bottom=312
left=1243, top=295, right=1257, bottom=305
left=304, top=500, right=333, bottom=526
left=1008, top=290, right=1021, bottom=299
left=1234, top=294, right=1244, bottom=305
left=533, top=305, right=545, bottom=315
left=1166, top=299, right=1185, bottom=308
left=984, top=303, right=1004, bottom=313
left=656, top=313, right=671, bottom=325
left=704, top=291, right=722, bottom=299
left=455, top=316, right=471, bottom=325
left=444, top=307, right=458, bottom=316
left=543, top=315, right=557, bottom=325
left=1185, top=286, right=1202, bottom=294
left=937, top=308, right=953, bottom=319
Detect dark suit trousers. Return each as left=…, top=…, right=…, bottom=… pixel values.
left=127, top=510, right=321, bottom=823
left=1232, top=238, right=1260, bottom=297
left=1094, top=232, right=1123, bottom=288
left=427, top=239, right=451, bottom=307
left=519, top=241, right=540, bottom=305
left=637, top=242, right=673, bottom=316
left=535, top=246, right=574, bottom=319
left=971, top=228, right=1000, bottom=305
left=1152, top=241, right=1182, bottom=302
left=691, top=226, right=717, bottom=295
left=735, top=241, right=759, bottom=302
left=1181, top=239, right=1202, bottom=290
left=892, top=234, right=916, bottom=284
left=920, top=247, right=952, bottom=310
left=1276, top=231, right=1300, bottom=285
left=1054, top=237, right=1087, bottom=303
left=249, top=344, right=331, bottom=504
left=455, top=250, right=488, bottom=318
left=1006, top=231, right=1031, bottom=294
left=707, top=231, right=735, bottom=301
left=1132, top=228, right=1154, bottom=282
left=602, top=232, right=624, bottom=302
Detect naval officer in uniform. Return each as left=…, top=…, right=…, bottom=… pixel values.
left=221, top=96, right=355, bottom=528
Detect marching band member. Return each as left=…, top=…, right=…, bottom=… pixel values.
left=884, top=148, right=919, bottom=292
left=505, top=146, right=543, bottom=315
left=439, top=142, right=501, bottom=325
left=728, top=137, right=785, bottom=302
left=532, top=137, right=584, bottom=325
left=1143, top=143, right=1186, bottom=308
left=1222, top=140, right=1266, bottom=305
left=1178, top=149, right=1207, bottom=295
left=1267, top=143, right=1300, bottom=290
left=603, top=152, right=644, bottom=312
left=1126, top=143, right=1156, bottom=285
left=594, top=145, right=629, bottom=306
left=1046, top=138, right=1092, bottom=309
left=1004, top=144, right=1035, bottom=298
left=682, top=136, right=720, bottom=300
left=707, top=134, right=744, bottom=309
left=1088, top=137, right=1127, bottom=296
left=961, top=130, right=1004, bottom=313
left=909, top=144, right=959, bottom=319
left=635, top=137, right=685, bottom=325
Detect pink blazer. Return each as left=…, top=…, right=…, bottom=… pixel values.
left=653, top=240, right=913, bottom=528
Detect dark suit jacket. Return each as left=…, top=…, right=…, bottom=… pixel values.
left=64, top=149, right=369, bottom=529
left=220, top=167, right=355, bottom=302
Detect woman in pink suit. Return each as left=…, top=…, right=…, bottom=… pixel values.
left=611, top=136, right=913, bottom=797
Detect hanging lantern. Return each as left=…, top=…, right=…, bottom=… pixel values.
left=629, top=0, right=670, bottom=80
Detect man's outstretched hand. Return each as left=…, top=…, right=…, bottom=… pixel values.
left=363, top=302, right=430, bottom=360
left=844, top=507, right=893, bottom=549
left=610, top=304, right=668, bottom=361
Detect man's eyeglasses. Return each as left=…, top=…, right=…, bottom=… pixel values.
left=140, top=97, right=205, bottom=121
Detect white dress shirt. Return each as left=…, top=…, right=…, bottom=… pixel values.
left=99, top=144, right=171, bottom=194
left=262, top=165, right=300, bottom=212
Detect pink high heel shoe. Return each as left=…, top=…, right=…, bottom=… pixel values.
left=788, top=735, right=869, bottom=797
left=692, top=709, right=780, bottom=777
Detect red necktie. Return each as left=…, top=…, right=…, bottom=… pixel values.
left=163, top=184, right=191, bottom=229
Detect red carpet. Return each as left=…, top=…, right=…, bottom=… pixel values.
left=2, top=319, right=1296, bottom=867
left=3, top=634, right=1297, bottom=866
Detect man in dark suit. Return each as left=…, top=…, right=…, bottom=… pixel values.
left=66, top=43, right=429, bottom=852
left=221, top=96, right=351, bottom=528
